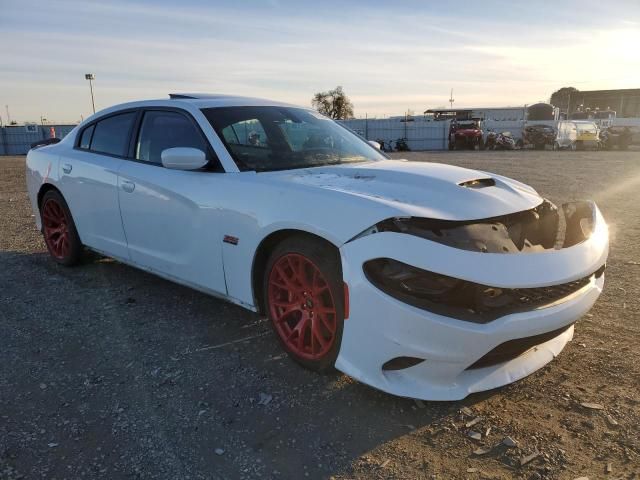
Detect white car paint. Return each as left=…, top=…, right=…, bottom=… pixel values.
left=25, top=94, right=609, bottom=400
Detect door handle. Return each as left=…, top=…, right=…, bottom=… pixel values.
left=62, top=163, right=72, bottom=174
left=121, top=180, right=136, bottom=193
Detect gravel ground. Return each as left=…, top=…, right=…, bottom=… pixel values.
left=1, top=150, right=639, bottom=480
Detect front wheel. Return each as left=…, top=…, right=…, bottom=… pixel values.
left=40, top=190, right=83, bottom=266
left=264, top=236, right=345, bottom=372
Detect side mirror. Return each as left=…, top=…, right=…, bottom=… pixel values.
left=161, top=147, right=208, bottom=170
left=367, top=140, right=381, bottom=150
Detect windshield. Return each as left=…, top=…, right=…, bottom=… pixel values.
left=201, top=106, right=387, bottom=172
left=576, top=123, right=596, bottom=133
left=456, top=122, right=479, bottom=129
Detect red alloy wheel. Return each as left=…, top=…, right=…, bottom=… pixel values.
left=267, top=253, right=338, bottom=360
left=42, top=198, right=70, bottom=260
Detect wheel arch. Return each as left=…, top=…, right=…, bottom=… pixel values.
left=251, top=229, right=341, bottom=314
left=37, top=182, right=62, bottom=209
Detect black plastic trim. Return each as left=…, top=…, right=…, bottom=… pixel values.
left=466, top=324, right=574, bottom=369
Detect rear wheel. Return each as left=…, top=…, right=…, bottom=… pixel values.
left=264, top=236, right=344, bottom=372
left=40, top=190, right=83, bottom=266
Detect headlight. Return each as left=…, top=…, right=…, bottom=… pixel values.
left=375, top=257, right=461, bottom=296
left=363, top=258, right=600, bottom=323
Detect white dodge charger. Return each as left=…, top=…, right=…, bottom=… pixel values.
left=26, top=94, right=608, bottom=400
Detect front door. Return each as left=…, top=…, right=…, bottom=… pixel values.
left=117, top=109, right=227, bottom=295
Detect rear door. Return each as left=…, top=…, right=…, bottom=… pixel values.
left=117, top=108, right=227, bottom=294
left=58, top=111, right=136, bottom=259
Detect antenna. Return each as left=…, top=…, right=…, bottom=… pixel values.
left=449, top=89, right=455, bottom=109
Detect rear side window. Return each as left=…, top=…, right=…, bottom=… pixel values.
left=79, top=124, right=95, bottom=149
left=136, top=110, right=209, bottom=164
left=90, top=112, right=136, bottom=156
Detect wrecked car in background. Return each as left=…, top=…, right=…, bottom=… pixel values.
left=26, top=94, right=608, bottom=400
left=600, top=126, right=632, bottom=150
left=555, top=120, right=600, bottom=150
left=522, top=124, right=556, bottom=150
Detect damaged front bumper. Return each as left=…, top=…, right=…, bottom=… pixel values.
left=336, top=201, right=608, bottom=400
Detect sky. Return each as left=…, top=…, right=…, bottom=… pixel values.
left=1, top=0, right=639, bottom=123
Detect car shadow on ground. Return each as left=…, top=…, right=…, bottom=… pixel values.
left=1, top=250, right=502, bottom=479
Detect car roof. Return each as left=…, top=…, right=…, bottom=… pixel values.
left=85, top=94, right=305, bottom=121
left=167, top=93, right=302, bottom=109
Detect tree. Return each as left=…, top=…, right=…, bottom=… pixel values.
left=550, top=86, right=579, bottom=111
left=311, top=86, right=354, bottom=120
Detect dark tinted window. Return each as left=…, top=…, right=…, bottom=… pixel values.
left=90, top=112, right=136, bottom=156
left=136, top=110, right=208, bottom=164
left=79, top=124, right=95, bottom=149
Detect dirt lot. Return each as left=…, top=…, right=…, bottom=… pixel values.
left=1, top=150, right=639, bottom=480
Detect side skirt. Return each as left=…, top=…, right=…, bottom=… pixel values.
left=84, top=246, right=258, bottom=312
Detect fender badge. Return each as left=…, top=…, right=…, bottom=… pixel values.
left=223, top=235, right=239, bottom=245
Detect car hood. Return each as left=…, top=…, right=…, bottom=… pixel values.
left=265, top=159, right=542, bottom=221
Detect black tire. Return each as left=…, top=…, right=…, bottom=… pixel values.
left=40, top=189, right=83, bottom=266
left=263, top=235, right=345, bottom=372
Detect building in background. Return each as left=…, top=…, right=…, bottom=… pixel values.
left=551, top=88, right=640, bottom=118
left=422, top=106, right=528, bottom=122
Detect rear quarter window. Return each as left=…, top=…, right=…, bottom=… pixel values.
left=79, top=124, right=95, bottom=149
left=89, top=112, right=136, bottom=156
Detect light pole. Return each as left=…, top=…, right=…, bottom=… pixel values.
left=85, top=73, right=96, bottom=114
left=449, top=88, right=455, bottom=110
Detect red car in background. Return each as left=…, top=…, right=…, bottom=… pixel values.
left=448, top=119, right=484, bottom=150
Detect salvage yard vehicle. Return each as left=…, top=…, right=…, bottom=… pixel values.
left=26, top=94, right=609, bottom=400
left=448, top=119, right=484, bottom=150
left=522, top=124, right=556, bottom=150
left=554, top=120, right=599, bottom=150
left=485, top=130, right=515, bottom=150
left=600, top=126, right=632, bottom=150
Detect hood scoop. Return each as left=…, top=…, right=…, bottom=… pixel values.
left=458, top=178, right=496, bottom=189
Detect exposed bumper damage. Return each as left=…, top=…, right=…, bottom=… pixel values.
left=337, top=200, right=608, bottom=400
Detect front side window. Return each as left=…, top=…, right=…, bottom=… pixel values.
left=136, top=110, right=209, bottom=164
left=90, top=112, right=136, bottom=156
left=202, top=106, right=386, bottom=172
